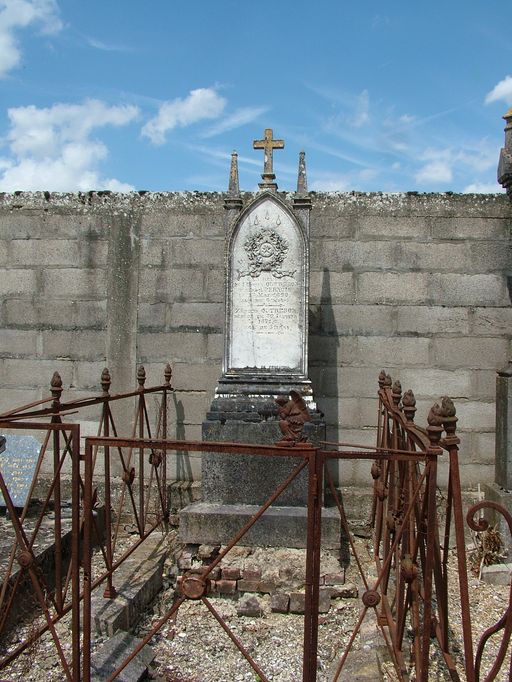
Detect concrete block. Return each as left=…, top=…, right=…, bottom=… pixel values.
left=357, top=272, right=429, bottom=304
left=432, top=337, right=508, bottom=369
left=90, top=631, right=154, bottom=682
left=9, top=239, right=79, bottom=266
left=42, top=329, right=106, bottom=361
left=397, top=368, right=472, bottom=399
left=455, top=401, right=496, bottom=431
left=0, top=329, right=38, bottom=356
left=138, top=267, right=204, bottom=302
left=141, top=211, right=207, bottom=238
left=206, top=332, right=224, bottom=360
left=1, top=357, right=73, bottom=388
left=140, top=238, right=165, bottom=266
left=357, top=336, right=430, bottom=367
left=468, top=241, right=512, bottom=273
left=0, top=239, right=8, bottom=265
left=317, top=366, right=382, bottom=399
left=42, top=268, right=106, bottom=299
left=205, top=267, right=225, bottom=302
left=0, top=387, right=41, bottom=414
left=137, top=302, right=166, bottom=331
left=0, top=269, right=37, bottom=296
left=139, top=331, right=207, bottom=363
left=310, top=335, right=358, bottom=366
left=431, top=217, right=510, bottom=241
left=397, top=306, right=469, bottom=336
left=322, top=304, right=395, bottom=336
left=429, top=274, right=509, bottom=306
left=398, top=241, right=472, bottom=273
left=473, top=369, right=501, bottom=398
left=311, top=215, right=355, bottom=238
left=311, top=240, right=396, bottom=272
left=79, top=237, right=108, bottom=267
left=169, top=238, right=224, bottom=266
left=471, top=307, right=512, bottom=336
left=170, top=302, right=224, bottom=331
left=73, top=361, right=108, bottom=389
left=356, top=215, right=430, bottom=239
left=309, top=271, right=356, bottom=304
left=168, top=363, right=220, bottom=392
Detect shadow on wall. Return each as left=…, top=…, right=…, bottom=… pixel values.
left=310, top=267, right=340, bottom=487
left=172, top=394, right=192, bottom=481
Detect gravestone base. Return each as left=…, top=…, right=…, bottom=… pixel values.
left=482, top=483, right=512, bottom=561
left=179, top=397, right=338, bottom=548
left=179, top=502, right=341, bottom=549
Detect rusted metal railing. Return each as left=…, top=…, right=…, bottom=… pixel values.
left=1, top=367, right=511, bottom=680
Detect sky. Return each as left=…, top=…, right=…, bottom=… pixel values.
left=0, top=0, right=511, bottom=194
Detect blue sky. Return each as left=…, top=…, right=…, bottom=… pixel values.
left=0, top=0, right=511, bottom=193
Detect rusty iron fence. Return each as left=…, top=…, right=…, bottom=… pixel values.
left=0, top=366, right=511, bottom=681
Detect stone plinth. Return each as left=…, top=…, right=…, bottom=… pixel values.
left=179, top=502, right=341, bottom=549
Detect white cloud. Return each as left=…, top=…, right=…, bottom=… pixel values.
left=485, top=76, right=512, bottom=106
left=0, top=99, right=139, bottom=191
left=142, top=88, right=226, bottom=145
left=415, top=159, right=453, bottom=185
left=414, top=140, right=497, bottom=188
left=0, top=0, right=62, bottom=77
left=200, top=106, right=269, bottom=138
left=463, top=181, right=503, bottom=193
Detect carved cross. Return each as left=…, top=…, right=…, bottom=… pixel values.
left=253, top=128, right=284, bottom=182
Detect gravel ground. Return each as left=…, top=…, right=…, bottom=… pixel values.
left=1, top=535, right=511, bottom=681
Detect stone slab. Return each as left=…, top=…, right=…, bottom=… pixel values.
left=179, top=502, right=342, bottom=548
left=90, top=631, right=154, bottom=682
left=481, top=563, right=512, bottom=586
left=0, top=435, right=41, bottom=508
left=91, top=535, right=166, bottom=636
left=227, top=196, right=306, bottom=375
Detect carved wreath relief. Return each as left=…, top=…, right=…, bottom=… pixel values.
left=237, top=213, right=296, bottom=279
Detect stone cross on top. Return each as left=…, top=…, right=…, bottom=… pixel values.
left=253, top=128, right=284, bottom=190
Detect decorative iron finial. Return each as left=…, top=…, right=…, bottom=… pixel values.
left=402, top=389, right=417, bottom=422
left=164, top=363, right=172, bottom=385
left=392, top=380, right=402, bottom=406
left=498, top=108, right=512, bottom=196
left=253, top=128, right=284, bottom=191
left=137, top=365, right=146, bottom=390
left=378, top=370, right=392, bottom=389
left=440, top=396, right=458, bottom=440
left=50, top=371, right=63, bottom=404
left=427, top=402, right=444, bottom=448
left=101, top=367, right=111, bottom=395
left=297, top=151, right=307, bottom=194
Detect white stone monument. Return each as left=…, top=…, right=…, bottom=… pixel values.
left=180, top=131, right=338, bottom=547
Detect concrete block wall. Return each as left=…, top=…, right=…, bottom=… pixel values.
left=0, top=190, right=510, bottom=487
